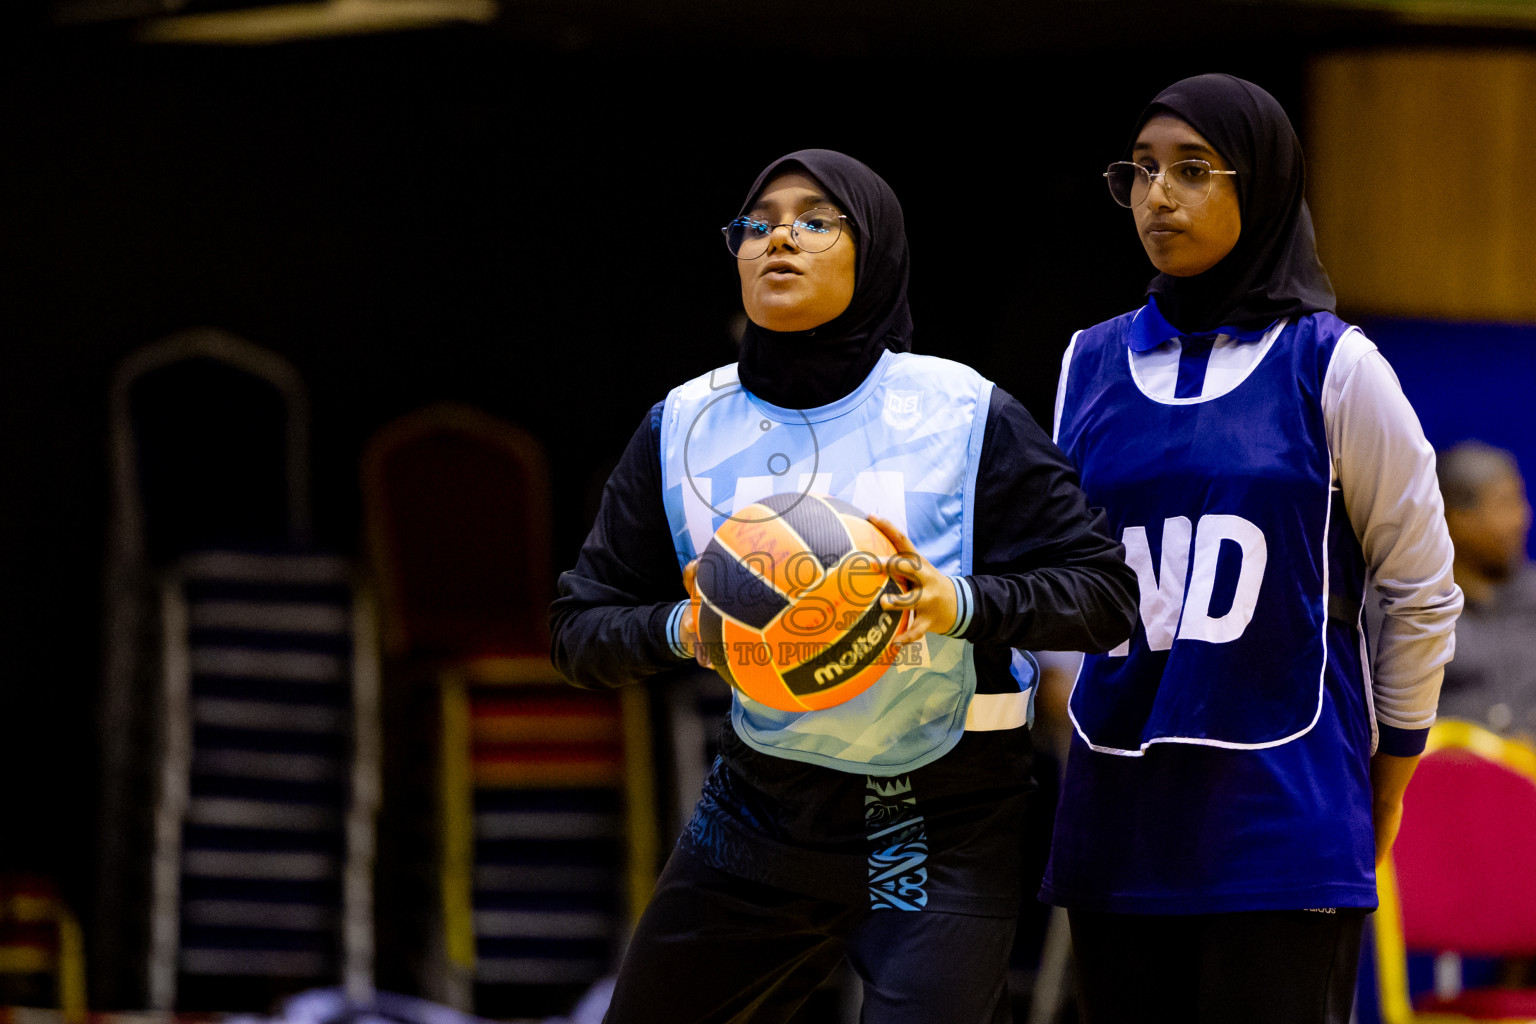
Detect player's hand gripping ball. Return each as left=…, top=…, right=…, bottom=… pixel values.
left=692, top=493, right=911, bottom=712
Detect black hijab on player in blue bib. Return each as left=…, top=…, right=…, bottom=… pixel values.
left=735, top=149, right=914, bottom=410
left=1136, top=74, right=1336, bottom=336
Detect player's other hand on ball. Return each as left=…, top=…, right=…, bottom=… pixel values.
left=680, top=558, right=712, bottom=668
left=866, top=514, right=958, bottom=646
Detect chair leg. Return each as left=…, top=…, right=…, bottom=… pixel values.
left=437, top=672, right=476, bottom=1012
left=57, top=905, right=87, bottom=1024
left=619, top=685, right=659, bottom=931
left=1028, top=905, right=1073, bottom=1024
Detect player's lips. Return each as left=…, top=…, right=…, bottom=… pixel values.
left=1144, top=218, right=1182, bottom=238
left=761, top=259, right=802, bottom=277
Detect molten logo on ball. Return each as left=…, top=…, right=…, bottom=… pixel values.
left=694, top=493, right=911, bottom=712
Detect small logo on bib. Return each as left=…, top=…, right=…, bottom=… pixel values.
left=883, top=389, right=922, bottom=430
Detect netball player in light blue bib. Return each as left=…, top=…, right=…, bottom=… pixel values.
left=1041, top=75, right=1463, bottom=1023
left=551, top=149, right=1137, bottom=1022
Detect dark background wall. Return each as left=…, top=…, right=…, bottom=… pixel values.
left=0, top=0, right=1525, bottom=971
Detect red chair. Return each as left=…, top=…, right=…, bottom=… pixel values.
left=362, top=403, right=656, bottom=1017
left=1372, top=719, right=1536, bottom=1023
left=362, top=402, right=552, bottom=665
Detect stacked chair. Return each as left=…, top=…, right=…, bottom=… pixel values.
left=98, top=328, right=378, bottom=1012
left=1363, top=719, right=1536, bottom=1024
left=361, top=402, right=656, bottom=1020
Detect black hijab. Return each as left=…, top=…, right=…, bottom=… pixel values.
left=1135, top=74, right=1336, bottom=334
left=735, top=149, right=913, bottom=409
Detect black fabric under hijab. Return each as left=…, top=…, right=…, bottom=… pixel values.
left=735, top=149, right=913, bottom=410
left=1135, top=74, right=1336, bottom=335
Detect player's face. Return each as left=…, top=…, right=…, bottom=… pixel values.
left=737, top=171, right=857, bottom=333
left=1449, top=467, right=1533, bottom=581
left=1130, top=115, right=1242, bottom=278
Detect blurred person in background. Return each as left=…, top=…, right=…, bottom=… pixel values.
left=1436, top=440, right=1536, bottom=742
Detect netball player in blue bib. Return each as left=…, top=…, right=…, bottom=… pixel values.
left=550, top=149, right=1138, bottom=1022
left=1040, top=75, right=1463, bottom=1022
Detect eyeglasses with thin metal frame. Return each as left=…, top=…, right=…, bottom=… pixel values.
left=722, top=208, right=848, bottom=259
left=1104, top=159, right=1238, bottom=209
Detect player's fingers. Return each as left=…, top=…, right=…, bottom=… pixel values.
left=883, top=551, right=930, bottom=590
left=866, top=514, right=917, bottom=557
left=892, top=617, right=929, bottom=646
left=680, top=560, right=704, bottom=637
left=866, top=517, right=934, bottom=603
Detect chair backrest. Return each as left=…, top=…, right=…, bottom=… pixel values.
left=109, top=327, right=311, bottom=568
left=1392, top=719, right=1536, bottom=955
left=361, top=403, right=552, bottom=663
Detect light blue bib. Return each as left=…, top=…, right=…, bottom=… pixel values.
left=660, top=351, right=990, bottom=774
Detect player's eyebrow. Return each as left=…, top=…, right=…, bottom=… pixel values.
left=748, top=194, right=834, bottom=217
left=1132, top=141, right=1218, bottom=159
